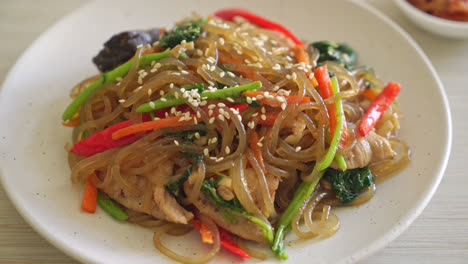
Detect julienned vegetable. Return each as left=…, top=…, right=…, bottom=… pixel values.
left=272, top=170, right=324, bottom=259
left=96, top=193, right=129, bottom=220
left=136, top=81, right=262, bottom=113
left=158, top=21, right=201, bottom=49
left=62, top=49, right=171, bottom=121
left=311, top=40, right=357, bottom=70
left=214, top=8, right=304, bottom=47
left=71, top=121, right=142, bottom=157
left=166, top=154, right=203, bottom=196
left=193, top=219, right=250, bottom=259
left=81, top=174, right=97, bottom=213
left=201, top=177, right=274, bottom=244
left=111, top=116, right=194, bottom=140
left=272, top=76, right=344, bottom=259
left=359, top=82, right=401, bottom=136
left=324, top=167, right=375, bottom=203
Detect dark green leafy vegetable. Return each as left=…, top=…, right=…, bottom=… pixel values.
left=201, top=177, right=244, bottom=213
left=165, top=130, right=206, bottom=144
left=97, top=193, right=129, bottom=220
left=166, top=154, right=203, bottom=196
left=324, top=166, right=375, bottom=203
left=201, top=177, right=274, bottom=243
left=158, top=21, right=201, bottom=48
left=311, top=40, right=357, bottom=70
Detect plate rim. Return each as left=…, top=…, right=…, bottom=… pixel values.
left=0, top=0, right=453, bottom=263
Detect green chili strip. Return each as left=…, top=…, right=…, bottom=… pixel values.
left=97, top=193, right=129, bottom=221
left=334, top=154, right=347, bottom=171
left=271, top=170, right=324, bottom=259
left=136, top=81, right=262, bottom=113
left=62, top=49, right=171, bottom=121
left=315, top=76, right=344, bottom=171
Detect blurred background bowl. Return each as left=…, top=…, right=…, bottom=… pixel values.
left=395, top=0, right=468, bottom=39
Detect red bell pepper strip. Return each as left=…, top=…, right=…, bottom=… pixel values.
left=81, top=173, right=98, bottom=213
left=71, top=121, right=142, bottom=157
left=193, top=219, right=250, bottom=259
left=359, top=82, right=401, bottom=136
left=314, top=65, right=348, bottom=147
left=214, top=8, right=304, bottom=47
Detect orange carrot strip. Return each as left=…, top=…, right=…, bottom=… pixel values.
left=81, top=173, right=98, bottom=213
left=112, top=116, right=193, bottom=140
left=62, top=117, right=80, bottom=127
left=293, top=45, right=319, bottom=87
left=243, top=91, right=310, bottom=107
left=257, top=112, right=280, bottom=126
left=362, top=88, right=378, bottom=101
left=250, top=130, right=266, bottom=172
left=200, top=222, right=214, bottom=244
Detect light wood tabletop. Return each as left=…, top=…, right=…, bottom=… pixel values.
left=1, top=0, right=467, bottom=263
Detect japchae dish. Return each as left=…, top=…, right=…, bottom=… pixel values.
left=62, top=9, right=410, bottom=262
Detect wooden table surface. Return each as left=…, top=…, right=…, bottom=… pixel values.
left=1, top=0, right=467, bottom=263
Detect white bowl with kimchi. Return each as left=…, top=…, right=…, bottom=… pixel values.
left=396, top=0, right=468, bottom=39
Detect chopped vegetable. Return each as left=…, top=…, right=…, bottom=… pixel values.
left=359, top=82, right=401, bottom=136
left=214, top=8, right=304, bottom=47
left=293, top=44, right=319, bottom=87
left=62, top=49, right=171, bottom=121
left=71, top=121, right=143, bottom=157
left=93, top=28, right=162, bottom=72
left=243, top=91, right=310, bottom=107
left=96, top=193, right=129, bottom=220
left=81, top=174, right=98, bottom=213
left=311, top=40, right=357, bottom=70
left=111, top=116, right=193, bottom=140
left=314, top=65, right=348, bottom=148
left=201, top=177, right=274, bottom=244
left=324, top=166, right=374, bottom=203
left=314, top=76, right=345, bottom=171
left=166, top=154, right=203, bottom=196
left=200, top=221, right=214, bottom=244
left=272, top=170, right=324, bottom=259
left=193, top=219, right=251, bottom=259
left=158, top=21, right=201, bottom=49
left=136, top=81, right=261, bottom=113
left=62, top=117, right=80, bottom=127
left=362, top=88, right=378, bottom=101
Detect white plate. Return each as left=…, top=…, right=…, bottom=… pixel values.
left=0, top=0, right=452, bottom=263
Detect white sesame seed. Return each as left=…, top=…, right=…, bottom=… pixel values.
left=252, top=112, right=259, bottom=117
left=165, top=112, right=169, bottom=118
left=138, top=77, right=143, bottom=84
left=286, top=74, right=292, bottom=80
left=211, top=137, right=218, bottom=143
left=219, top=108, right=225, bottom=114
left=218, top=114, right=225, bottom=121
left=291, top=72, right=297, bottom=80
left=246, top=97, right=253, bottom=104
left=225, top=146, right=230, bottom=154
left=208, top=104, right=216, bottom=110
left=256, top=95, right=264, bottom=100
left=281, top=103, right=287, bottom=110
left=209, top=117, right=215, bottom=124
left=200, top=100, right=208, bottom=106
left=174, top=140, right=179, bottom=146
left=309, top=73, right=314, bottom=79
left=204, top=148, right=209, bottom=156
left=227, top=71, right=236, bottom=77
left=210, top=156, right=217, bottom=160
left=160, top=90, right=165, bottom=96
left=224, top=111, right=231, bottom=119
left=261, top=114, right=267, bottom=120
left=181, top=70, right=189, bottom=75
left=196, top=49, right=203, bottom=56
left=259, top=136, right=264, bottom=142
left=208, top=110, right=214, bottom=116
left=272, top=64, right=281, bottom=70
left=210, top=65, right=216, bottom=72
left=257, top=142, right=263, bottom=147
left=147, top=89, right=152, bottom=96
left=160, top=98, right=167, bottom=102
left=261, top=107, right=266, bottom=113
left=273, top=86, right=280, bottom=92
left=277, top=96, right=285, bottom=103
left=195, top=132, right=201, bottom=139
left=226, top=97, right=235, bottom=103
left=207, top=57, right=216, bottom=64
left=118, top=99, right=125, bottom=103
left=248, top=121, right=255, bottom=129
left=218, top=103, right=226, bottom=107
left=219, top=38, right=225, bottom=45
left=178, top=116, right=185, bottom=122
left=220, top=72, right=225, bottom=78
left=149, top=101, right=155, bottom=109
left=216, top=157, right=224, bottom=162
left=193, top=117, right=198, bottom=124
left=208, top=81, right=215, bottom=86
left=295, top=146, right=301, bottom=152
